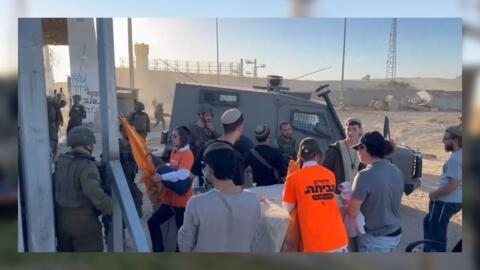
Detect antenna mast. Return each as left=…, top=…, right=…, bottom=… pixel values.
left=386, top=18, right=397, bottom=81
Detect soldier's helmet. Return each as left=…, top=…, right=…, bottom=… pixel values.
left=72, top=94, right=81, bottom=102
left=67, top=126, right=96, bottom=147
left=135, top=101, right=145, bottom=112
left=198, top=104, right=214, bottom=116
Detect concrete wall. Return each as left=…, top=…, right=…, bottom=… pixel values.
left=67, top=18, right=100, bottom=123
left=115, top=67, right=462, bottom=114
left=112, top=41, right=461, bottom=115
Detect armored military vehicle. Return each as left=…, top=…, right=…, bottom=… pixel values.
left=162, top=77, right=421, bottom=195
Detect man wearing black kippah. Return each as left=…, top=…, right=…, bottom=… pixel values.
left=245, top=124, right=286, bottom=186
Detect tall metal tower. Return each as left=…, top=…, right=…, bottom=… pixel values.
left=386, top=18, right=397, bottom=81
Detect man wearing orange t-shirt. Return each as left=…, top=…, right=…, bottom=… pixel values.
left=283, top=137, right=348, bottom=252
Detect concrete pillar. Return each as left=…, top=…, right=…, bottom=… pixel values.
left=67, top=18, right=101, bottom=124
left=18, top=18, right=56, bottom=252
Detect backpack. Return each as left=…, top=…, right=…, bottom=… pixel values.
left=133, top=112, right=148, bottom=133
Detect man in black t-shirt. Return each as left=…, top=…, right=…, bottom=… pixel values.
left=191, top=108, right=246, bottom=191
left=245, top=124, right=286, bottom=186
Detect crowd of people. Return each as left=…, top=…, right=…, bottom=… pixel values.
left=48, top=98, right=462, bottom=253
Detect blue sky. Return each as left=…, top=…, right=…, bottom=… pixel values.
left=107, top=18, right=461, bottom=81
left=2, top=0, right=478, bottom=79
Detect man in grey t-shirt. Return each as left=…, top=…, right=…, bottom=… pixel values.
left=178, top=141, right=261, bottom=252
left=423, top=125, right=462, bottom=252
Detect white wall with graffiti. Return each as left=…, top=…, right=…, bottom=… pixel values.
left=67, top=18, right=100, bottom=124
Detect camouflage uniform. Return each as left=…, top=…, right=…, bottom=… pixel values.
left=67, top=95, right=86, bottom=134
left=101, top=136, right=144, bottom=243
left=128, top=101, right=151, bottom=140
left=53, top=126, right=112, bottom=252
left=276, top=136, right=298, bottom=167
left=188, top=104, right=218, bottom=156
left=47, top=97, right=63, bottom=159
left=119, top=138, right=143, bottom=216
left=154, top=103, right=166, bottom=128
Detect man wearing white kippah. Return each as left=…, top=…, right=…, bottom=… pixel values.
left=191, top=108, right=247, bottom=192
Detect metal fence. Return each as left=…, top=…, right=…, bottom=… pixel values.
left=117, top=57, right=244, bottom=76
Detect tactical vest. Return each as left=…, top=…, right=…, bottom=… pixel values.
left=277, top=137, right=297, bottom=161
left=132, top=112, right=149, bottom=133
left=53, top=152, right=100, bottom=209
left=70, top=105, right=85, bottom=123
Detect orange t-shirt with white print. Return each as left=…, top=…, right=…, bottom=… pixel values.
left=163, top=145, right=194, bottom=208
left=283, top=162, right=348, bottom=252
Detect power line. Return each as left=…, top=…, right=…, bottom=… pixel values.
left=288, top=66, right=332, bottom=80
left=156, top=58, right=199, bottom=83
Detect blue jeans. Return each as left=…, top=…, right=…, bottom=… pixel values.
left=423, top=200, right=462, bottom=252
left=358, top=233, right=401, bottom=252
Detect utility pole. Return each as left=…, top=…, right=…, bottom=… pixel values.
left=340, top=18, right=347, bottom=109
left=128, top=18, right=135, bottom=89
left=216, top=18, right=220, bottom=84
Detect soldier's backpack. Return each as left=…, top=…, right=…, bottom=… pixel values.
left=133, top=112, right=148, bottom=132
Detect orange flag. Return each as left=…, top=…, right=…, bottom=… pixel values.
left=286, top=159, right=300, bottom=176
left=119, top=116, right=164, bottom=206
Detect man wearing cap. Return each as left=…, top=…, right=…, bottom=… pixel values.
left=188, top=104, right=219, bottom=156
left=347, top=131, right=403, bottom=252
left=245, top=124, right=286, bottom=186
left=177, top=141, right=261, bottom=252
left=423, top=125, right=462, bottom=252
left=324, top=117, right=364, bottom=191
left=191, top=108, right=246, bottom=192
left=283, top=137, right=348, bottom=252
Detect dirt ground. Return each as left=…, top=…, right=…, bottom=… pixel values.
left=335, top=108, right=463, bottom=252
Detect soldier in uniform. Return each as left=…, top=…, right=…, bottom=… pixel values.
left=275, top=121, right=298, bottom=168
left=154, top=102, right=166, bottom=129
left=101, top=124, right=144, bottom=246
left=188, top=104, right=219, bottom=156
left=67, top=94, right=86, bottom=134
left=128, top=101, right=151, bottom=140
left=53, top=126, right=112, bottom=252
left=47, top=96, right=63, bottom=160
left=56, top=87, right=67, bottom=109
left=118, top=124, right=143, bottom=216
